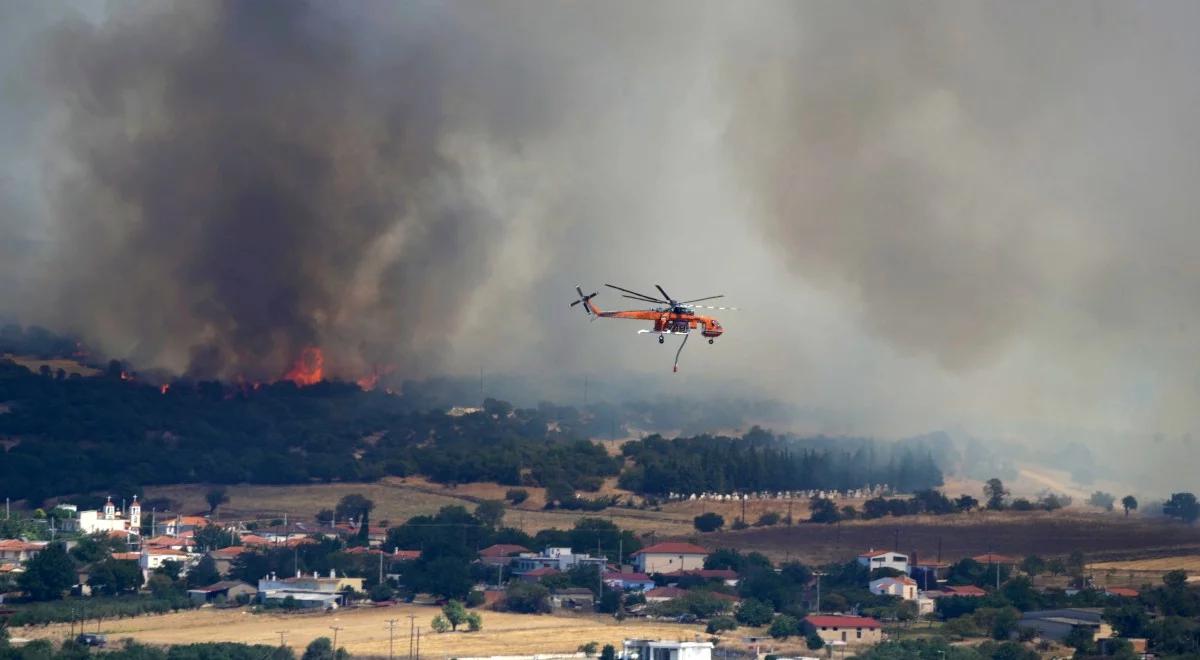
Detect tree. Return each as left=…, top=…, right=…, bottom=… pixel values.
left=335, top=494, right=375, bottom=523
left=302, top=638, right=335, bottom=660
left=475, top=500, right=506, bottom=529
left=755, top=512, right=781, bottom=526
left=1121, top=495, right=1138, bottom=517
left=194, top=524, right=233, bottom=552
left=806, top=632, right=825, bottom=651
left=1063, top=625, right=1095, bottom=655
left=504, top=581, right=550, bottom=613
left=18, top=542, right=75, bottom=601
left=1088, top=491, right=1116, bottom=512
left=431, top=615, right=450, bottom=633
left=90, top=559, right=144, bottom=596
left=693, top=512, right=725, bottom=533
left=600, top=645, right=617, bottom=660
left=954, top=495, right=979, bottom=512
left=577, top=642, right=598, bottom=656
left=769, top=615, right=801, bottom=639
left=983, top=478, right=1008, bottom=510
left=505, top=489, right=529, bottom=505
left=465, top=612, right=482, bottom=632
left=205, top=487, right=229, bottom=515
left=735, top=598, right=775, bottom=626
left=1163, top=492, right=1200, bottom=523
left=442, top=600, right=468, bottom=631
left=809, top=497, right=841, bottom=523
left=1019, top=555, right=1045, bottom=576
left=706, top=616, right=737, bottom=634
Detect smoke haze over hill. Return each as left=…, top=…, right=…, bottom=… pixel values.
left=3, top=1, right=1200, bottom=485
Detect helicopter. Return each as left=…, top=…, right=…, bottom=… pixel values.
left=570, top=283, right=735, bottom=372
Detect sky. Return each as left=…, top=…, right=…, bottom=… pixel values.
left=2, top=1, right=1200, bottom=482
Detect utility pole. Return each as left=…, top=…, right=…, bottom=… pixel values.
left=330, top=625, right=343, bottom=650
left=379, top=551, right=384, bottom=586
left=407, top=614, right=416, bottom=660
left=814, top=571, right=824, bottom=612
left=386, top=619, right=398, bottom=660
left=415, top=627, right=420, bottom=660
left=276, top=631, right=288, bottom=648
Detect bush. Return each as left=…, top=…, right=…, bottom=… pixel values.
left=504, top=581, right=550, bottom=613
left=369, top=583, right=394, bottom=602
left=465, top=589, right=486, bottom=608
left=431, top=615, right=450, bottom=633
left=506, top=488, right=529, bottom=505
left=465, top=611, right=482, bottom=632
left=731, top=518, right=749, bottom=530
left=706, top=616, right=738, bottom=634
left=755, top=512, right=781, bottom=527
left=693, top=512, right=725, bottom=533
left=578, top=642, right=598, bottom=656
left=806, top=632, right=824, bottom=650
left=769, top=614, right=801, bottom=639
left=735, top=598, right=775, bottom=626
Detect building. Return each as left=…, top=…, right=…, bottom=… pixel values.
left=186, top=580, right=257, bottom=605
left=549, top=587, right=595, bottom=609
left=870, top=575, right=918, bottom=600
left=256, top=570, right=364, bottom=608
left=603, top=572, right=656, bottom=592
left=1017, top=608, right=1111, bottom=643
left=478, top=544, right=531, bottom=566
left=511, top=547, right=607, bottom=575
left=208, top=546, right=249, bottom=576
left=802, top=615, right=884, bottom=645
left=1104, top=587, right=1140, bottom=598
left=61, top=496, right=141, bottom=536
left=621, top=639, right=712, bottom=660
left=856, top=549, right=908, bottom=574
left=139, top=547, right=196, bottom=580
left=972, top=553, right=1019, bottom=567
left=0, top=540, right=47, bottom=564
left=518, top=567, right=561, bottom=582
left=153, top=515, right=210, bottom=537
left=631, top=542, right=709, bottom=574
left=644, top=586, right=687, bottom=603
left=661, top=568, right=739, bottom=587
left=934, top=585, right=987, bottom=598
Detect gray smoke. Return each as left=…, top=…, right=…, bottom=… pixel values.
left=4, top=0, right=1200, bottom=481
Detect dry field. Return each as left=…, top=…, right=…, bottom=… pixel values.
left=3, top=354, right=99, bottom=377
left=142, top=479, right=698, bottom=537
left=699, top=511, right=1200, bottom=565
left=15, top=605, right=711, bottom=657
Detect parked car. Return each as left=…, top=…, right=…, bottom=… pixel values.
left=76, top=634, right=107, bottom=647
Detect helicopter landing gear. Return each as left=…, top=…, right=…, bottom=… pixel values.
left=658, top=335, right=665, bottom=344
left=708, top=338, right=714, bottom=344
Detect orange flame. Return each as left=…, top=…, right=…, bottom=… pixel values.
left=282, top=347, right=324, bottom=386
left=356, top=365, right=396, bottom=391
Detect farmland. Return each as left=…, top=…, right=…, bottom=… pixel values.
left=14, top=604, right=711, bottom=657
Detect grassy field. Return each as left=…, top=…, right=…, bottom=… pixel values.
left=3, top=354, right=99, bottom=377
left=15, top=605, right=712, bottom=657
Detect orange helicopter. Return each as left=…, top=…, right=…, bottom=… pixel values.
left=571, top=283, right=736, bottom=372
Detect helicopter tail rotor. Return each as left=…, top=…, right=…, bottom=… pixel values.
left=570, top=285, right=599, bottom=316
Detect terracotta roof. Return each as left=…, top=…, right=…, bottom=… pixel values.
left=805, top=615, right=882, bottom=629
left=522, top=567, right=561, bottom=578
left=663, top=568, right=738, bottom=580
left=0, top=540, right=47, bottom=552
left=941, top=585, right=987, bottom=597
left=858, top=549, right=904, bottom=559
left=393, top=550, right=421, bottom=560
left=479, top=544, right=531, bottom=558
left=179, top=516, right=210, bottom=526
left=239, top=534, right=272, bottom=546
left=1105, top=587, right=1140, bottom=598
left=972, top=553, right=1018, bottom=564
left=192, top=580, right=252, bottom=593
left=210, top=546, right=249, bottom=558
left=145, top=547, right=189, bottom=556
left=603, top=572, right=653, bottom=582
left=111, top=552, right=141, bottom=561
left=707, top=591, right=741, bottom=602
left=633, top=542, right=709, bottom=556
left=646, top=586, right=688, bottom=599
left=874, top=576, right=918, bottom=586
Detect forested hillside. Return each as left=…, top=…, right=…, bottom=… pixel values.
left=0, top=359, right=941, bottom=505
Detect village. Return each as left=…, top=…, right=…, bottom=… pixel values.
left=0, top=490, right=1190, bottom=660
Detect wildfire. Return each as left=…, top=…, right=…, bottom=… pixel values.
left=160, top=384, right=170, bottom=395
left=356, top=365, right=396, bottom=391
left=282, top=346, right=324, bottom=386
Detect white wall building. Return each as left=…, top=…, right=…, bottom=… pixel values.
left=869, top=575, right=918, bottom=600
left=62, top=496, right=141, bottom=536
left=856, top=549, right=908, bottom=574
left=510, top=547, right=607, bottom=575
left=631, top=542, right=709, bottom=574
left=622, top=639, right=712, bottom=660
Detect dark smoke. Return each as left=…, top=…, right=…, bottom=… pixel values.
left=35, top=1, right=540, bottom=380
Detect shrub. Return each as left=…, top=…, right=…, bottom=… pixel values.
left=465, top=611, right=482, bottom=632
left=693, top=512, right=725, bottom=533
left=735, top=598, right=775, bottom=626
left=769, top=614, right=801, bottom=639
left=430, top=615, right=450, bottom=633
left=505, top=489, right=529, bottom=505
left=706, top=616, right=738, bottom=634
left=755, top=512, right=781, bottom=527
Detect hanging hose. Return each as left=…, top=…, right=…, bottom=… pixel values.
left=673, top=333, right=689, bottom=373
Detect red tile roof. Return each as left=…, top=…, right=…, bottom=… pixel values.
left=479, top=544, right=530, bottom=558
left=1105, top=587, right=1140, bottom=598
left=110, top=552, right=141, bottom=561
left=941, top=585, right=987, bottom=597
left=633, top=542, right=709, bottom=556
left=857, top=549, right=904, bottom=559
left=804, top=615, right=882, bottom=629
left=874, top=575, right=918, bottom=586
left=664, top=568, right=738, bottom=580
left=0, top=540, right=47, bottom=552
left=393, top=550, right=421, bottom=560
left=646, top=586, right=688, bottom=599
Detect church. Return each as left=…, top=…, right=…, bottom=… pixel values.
left=60, top=495, right=141, bottom=535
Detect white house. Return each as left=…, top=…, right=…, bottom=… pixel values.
left=621, top=639, right=712, bottom=660
left=0, top=540, right=48, bottom=564
left=510, top=547, right=607, bottom=575
left=631, top=542, right=709, bottom=574
left=856, top=549, right=908, bottom=574
left=869, top=575, right=918, bottom=600
left=139, top=546, right=197, bottom=580
left=61, top=496, right=141, bottom=536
